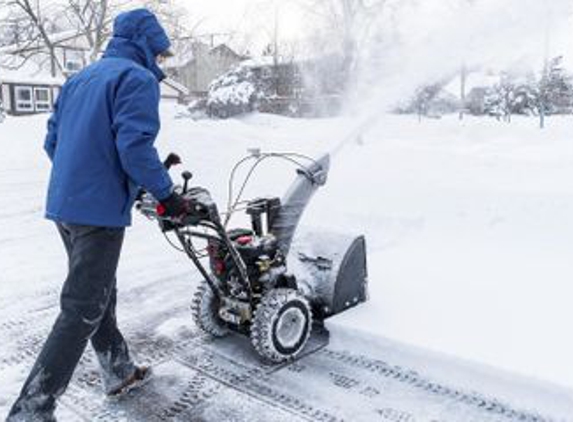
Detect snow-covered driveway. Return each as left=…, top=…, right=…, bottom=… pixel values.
left=1, top=107, right=572, bottom=420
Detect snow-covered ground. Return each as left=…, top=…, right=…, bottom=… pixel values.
left=1, top=104, right=572, bottom=420
left=310, top=113, right=573, bottom=388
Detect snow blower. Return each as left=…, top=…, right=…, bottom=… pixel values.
left=136, top=151, right=368, bottom=363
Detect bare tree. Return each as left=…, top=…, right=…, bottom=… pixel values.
left=0, top=0, right=64, bottom=76
left=64, top=0, right=203, bottom=64
left=63, top=0, right=115, bottom=63
left=299, top=0, right=387, bottom=90
left=140, top=0, right=194, bottom=40
left=0, top=0, right=115, bottom=74
left=0, top=0, right=190, bottom=76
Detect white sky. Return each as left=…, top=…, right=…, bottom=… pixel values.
left=179, top=0, right=308, bottom=48
left=179, top=0, right=572, bottom=66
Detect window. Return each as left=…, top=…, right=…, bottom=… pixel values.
left=261, top=66, right=273, bottom=79
left=34, top=87, right=51, bottom=112
left=65, top=60, right=82, bottom=72
left=15, top=86, right=33, bottom=112
left=63, top=48, right=85, bottom=73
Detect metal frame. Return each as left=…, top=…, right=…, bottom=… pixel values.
left=172, top=222, right=253, bottom=301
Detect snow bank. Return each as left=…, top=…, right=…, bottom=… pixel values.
left=300, top=114, right=573, bottom=390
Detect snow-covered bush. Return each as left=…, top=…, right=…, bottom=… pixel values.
left=394, top=83, right=458, bottom=119
left=475, top=59, right=573, bottom=123
left=483, top=73, right=518, bottom=121
left=179, top=98, right=208, bottom=120
left=204, top=59, right=318, bottom=118
left=206, top=65, right=261, bottom=118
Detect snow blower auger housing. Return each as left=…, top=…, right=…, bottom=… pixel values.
left=136, top=151, right=368, bottom=363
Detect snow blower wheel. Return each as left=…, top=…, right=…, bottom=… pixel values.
left=251, top=288, right=312, bottom=363
left=191, top=279, right=229, bottom=338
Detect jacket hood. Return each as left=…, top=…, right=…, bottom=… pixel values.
left=103, top=9, right=171, bottom=81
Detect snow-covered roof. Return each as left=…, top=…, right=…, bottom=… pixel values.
left=210, top=44, right=244, bottom=59
left=162, top=77, right=190, bottom=96
left=0, top=55, right=64, bottom=85
left=163, top=41, right=244, bottom=69
left=240, top=56, right=277, bottom=68
left=443, top=70, right=501, bottom=98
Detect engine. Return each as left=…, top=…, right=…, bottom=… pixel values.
left=208, top=229, right=286, bottom=297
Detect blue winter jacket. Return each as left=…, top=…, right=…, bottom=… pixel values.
left=44, top=9, right=173, bottom=227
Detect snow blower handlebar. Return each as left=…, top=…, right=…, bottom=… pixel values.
left=135, top=152, right=254, bottom=301
left=136, top=189, right=252, bottom=301
left=137, top=186, right=253, bottom=301
left=135, top=150, right=333, bottom=305
left=163, top=152, right=182, bottom=169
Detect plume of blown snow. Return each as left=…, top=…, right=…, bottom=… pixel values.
left=329, top=0, right=573, bottom=154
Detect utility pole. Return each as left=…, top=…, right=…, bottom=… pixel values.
left=273, top=0, right=279, bottom=67
left=459, top=63, right=467, bottom=120
left=539, top=2, right=551, bottom=129
left=272, top=0, right=280, bottom=96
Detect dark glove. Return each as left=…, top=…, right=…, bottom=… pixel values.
left=158, top=192, right=189, bottom=219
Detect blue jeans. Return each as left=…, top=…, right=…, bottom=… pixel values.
left=7, top=223, right=136, bottom=421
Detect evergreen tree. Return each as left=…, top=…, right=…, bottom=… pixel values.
left=542, top=56, right=573, bottom=115
left=517, top=57, right=573, bottom=128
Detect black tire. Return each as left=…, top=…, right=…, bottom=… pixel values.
left=191, top=279, right=229, bottom=338
left=250, top=288, right=312, bottom=363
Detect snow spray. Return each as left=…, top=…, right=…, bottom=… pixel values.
left=326, top=0, right=573, bottom=158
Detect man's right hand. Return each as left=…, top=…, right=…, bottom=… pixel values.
left=158, top=192, right=189, bottom=219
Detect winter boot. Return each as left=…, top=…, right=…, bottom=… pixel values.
left=106, top=366, right=153, bottom=397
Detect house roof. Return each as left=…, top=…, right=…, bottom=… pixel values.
left=443, top=69, right=499, bottom=98
left=210, top=44, right=245, bottom=60
left=162, top=77, right=190, bottom=96
left=163, top=40, right=244, bottom=69
left=0, top=55, right=64, bottom=85
left=161, top=39, right=202, bottom=69
left=240, top=55, right=276, bottom=68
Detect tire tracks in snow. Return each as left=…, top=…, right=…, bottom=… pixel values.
left=1, top=274, right=566, bottom=421
left=318, top=348, right=561, bottom=422
left=0, top=271, right=194, bottom=373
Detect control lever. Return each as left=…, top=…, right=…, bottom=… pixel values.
left=163, top=153, right=182, bottom=170
left=182, top=171, right=193, bottom=193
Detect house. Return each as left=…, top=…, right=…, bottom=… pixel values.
left=443, top=69, right=503, bottom=115
left=164, top=40, right=245, bottom=97
left=0, top=30, right=190, bottom=116
left=0, top=59, right=64, bottom=116
left=0, top=31, right=89, bottom=115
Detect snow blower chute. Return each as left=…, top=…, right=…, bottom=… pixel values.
left=136, top=151, right=368, bottom=363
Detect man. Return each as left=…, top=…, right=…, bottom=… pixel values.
left=7, top=9, right=187, bottom=422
